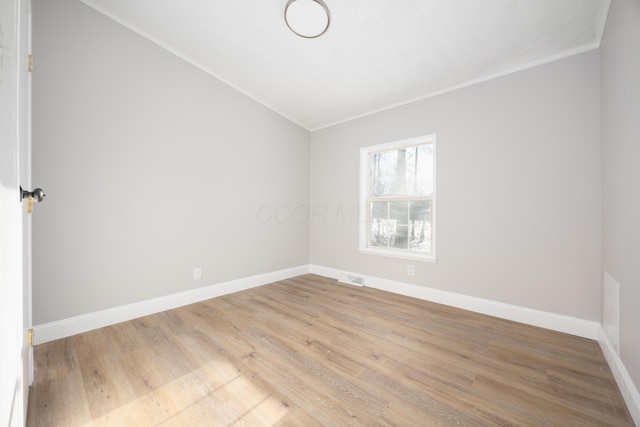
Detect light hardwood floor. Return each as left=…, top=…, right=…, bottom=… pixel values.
left=27, top=274, right=634, bottom=426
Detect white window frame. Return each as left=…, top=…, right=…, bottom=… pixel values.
left=359, top=134, right=436, bottom=262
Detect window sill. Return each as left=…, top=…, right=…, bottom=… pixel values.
left=359, top=248, right=436, bottom=263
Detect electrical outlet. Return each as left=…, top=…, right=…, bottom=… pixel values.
left=407, top=264, right=415, bottom=276
left=193, top=267, right=202, bottom=280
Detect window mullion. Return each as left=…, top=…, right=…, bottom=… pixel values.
left=386, top=201, right=390, bottom=248
left=407, top=200, right=411, bottom=250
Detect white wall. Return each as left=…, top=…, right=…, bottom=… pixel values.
left=601, top=0, right=640, bottom=392
left=311, top=50, right=602, bottom=321
left=32, top=0, right=310, bottom=324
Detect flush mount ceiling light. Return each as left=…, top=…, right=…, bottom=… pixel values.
left=284, top=0, right=330, bottom=38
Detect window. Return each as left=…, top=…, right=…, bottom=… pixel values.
left=359, top=135, right=436, bottom=261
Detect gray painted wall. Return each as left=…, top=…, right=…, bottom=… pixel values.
left=32, top=0, right=613, bottom=350
left=311, top=50, right=602, bottom=321
left=32, top=0, right=310, bottom=324
left=601, top=0, right=640, bottom=390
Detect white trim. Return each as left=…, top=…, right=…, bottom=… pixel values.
left=310, top=44, right=601, bottom=132
left=595, top=0, right=613, bottom=46
left=309, top=265, right=598, bottom=339
left=309, top=264, right=343, bottom=281
left=358, top=248, right=436, bottom=263
left=597, top=326, right=640, bottom=426
left=81, top=1, right=606, bottom=133
left=78, top=0, right=307, bottom=131
left=359, top=135, right=436, bottom=262
left=32, top=262, right=639, bottom=423
left=319, top=263, right=640, bottom=420
left=33, top=265, right=309, bottom=344
left=26, top=0, right=34, bottom=387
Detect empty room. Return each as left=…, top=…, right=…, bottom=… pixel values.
left=1, top=0, right=639, bottom=425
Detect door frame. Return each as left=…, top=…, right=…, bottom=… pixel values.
left=23, top=0, right=34, bottom=388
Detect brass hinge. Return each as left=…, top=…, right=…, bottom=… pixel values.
left=28, top=329, right=34, bottom=347
left=27, top=54, right=33, bottom=73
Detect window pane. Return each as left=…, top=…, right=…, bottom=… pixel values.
left=361, top=136, right=435, bottom=260
left=370, top=144, right=433, bottom=197
left=369, top=201, right=389, bottom=247
left=409, top=200, right=431, bottom=252
left=390, top=225, right=409, bottom=249
left=389, top=201, right=408, bottom=225
left=387, top=201, right=407, bottom=248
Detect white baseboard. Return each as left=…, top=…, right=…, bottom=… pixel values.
left=33, top=265, right=309, bottom=345
left=309, top=264, right=599, bottom=339
left=33, top=263, right=640, bottom=423
left=34, top=262, right=601, bottom=344
left=598, top=326, right=640, bottom=426
left=311, top=264, right=640, bottom=421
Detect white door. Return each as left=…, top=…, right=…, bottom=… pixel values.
left=19, top=0, right=33, bottom=406
left=1, top=0, right=32, bottom=426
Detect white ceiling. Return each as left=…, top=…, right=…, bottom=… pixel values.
left=80, top=0, right=611, bottom=131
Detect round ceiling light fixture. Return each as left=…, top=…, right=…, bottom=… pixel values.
left=284, top=0, right=330, bottom=39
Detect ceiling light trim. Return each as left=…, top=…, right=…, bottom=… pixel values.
left=284, top=0, right=330, bottom=39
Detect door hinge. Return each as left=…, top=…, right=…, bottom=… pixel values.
left=28, top=328, right=34, bottom=347
left=27, top=54, right=33, bottom=73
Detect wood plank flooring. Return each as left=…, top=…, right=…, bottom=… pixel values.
left=27, top=274, right=634, bottom=426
